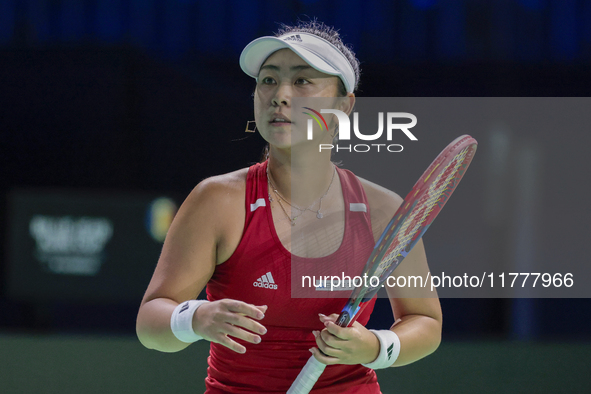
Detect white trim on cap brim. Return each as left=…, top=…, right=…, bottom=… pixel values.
left=239, top=33, right=355, bottom=93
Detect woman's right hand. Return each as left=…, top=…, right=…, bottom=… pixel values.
left=193, top=299, right=268, bottom=354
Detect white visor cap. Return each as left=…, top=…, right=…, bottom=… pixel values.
left=239, top=32, right=356, bottom=93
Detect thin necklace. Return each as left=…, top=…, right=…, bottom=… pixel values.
left=271, top=188, right=304, bottom=226
left=267, top=164, right=337, bottom=225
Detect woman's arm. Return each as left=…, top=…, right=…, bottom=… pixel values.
left=136, top=172, right=267, bottom=353
left=364, top=177, right=442, bottom=366
left=385, top=239, right=442, bottom=366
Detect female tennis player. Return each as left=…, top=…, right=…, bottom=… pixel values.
left=136, top=20, right=442, bottom=393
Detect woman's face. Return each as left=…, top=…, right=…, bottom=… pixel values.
left=253, top=49, right=350, bottom=150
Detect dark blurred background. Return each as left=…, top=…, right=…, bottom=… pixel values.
left=1, top=0, right=590, bottom=393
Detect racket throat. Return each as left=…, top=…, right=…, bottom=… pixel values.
left=336, top=311, right=350, bottom=326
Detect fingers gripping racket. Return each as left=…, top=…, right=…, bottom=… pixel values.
left=287, top=135, right=478, bottom=394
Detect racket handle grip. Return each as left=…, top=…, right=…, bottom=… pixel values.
left=286, top=355, right=327, bottom=394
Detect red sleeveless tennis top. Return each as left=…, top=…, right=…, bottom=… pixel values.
left=205, top=161, right=381, bottom=393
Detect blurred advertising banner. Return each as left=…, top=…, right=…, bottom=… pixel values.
left=7, top=189, right=178, bottom=303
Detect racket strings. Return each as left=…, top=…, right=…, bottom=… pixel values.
left=374, top=147, right=472, bottom=282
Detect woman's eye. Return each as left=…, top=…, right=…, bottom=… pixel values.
left=295, top=78, right=310, bottom=85
left=261, top=77, right=275, bottom=84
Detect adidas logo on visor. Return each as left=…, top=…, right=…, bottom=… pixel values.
left=284, top=34, right=302, bottom=42
left=253, top=272, right=278, bottom=290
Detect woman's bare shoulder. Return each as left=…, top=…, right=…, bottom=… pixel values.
left=356, top=176, right=404, bottom=239
left=171, top=167, right=250, bottom=263
left=173, top=167, right=249, bottom=231
left=357, top=176, right=403, bottom=215
left=186, top=167, right=249, bottom=207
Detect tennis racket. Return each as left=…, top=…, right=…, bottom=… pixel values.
left=287, top=134, right=478, bottom=394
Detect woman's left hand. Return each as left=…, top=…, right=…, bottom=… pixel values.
left=310, top=313, right=380, bottom=365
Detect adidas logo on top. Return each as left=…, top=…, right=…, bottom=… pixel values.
left=253, top=272, right=277, bottom=290
left=284, top=34, right=302, bottom=42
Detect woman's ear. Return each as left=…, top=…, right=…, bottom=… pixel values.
left=339, top=93, right=356, bottom=116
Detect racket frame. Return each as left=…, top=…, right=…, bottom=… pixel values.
left=336, top=135, right=477, bottom=327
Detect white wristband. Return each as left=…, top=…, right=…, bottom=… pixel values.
left=362, top=329, right=401, bottom=370
left=170, top=300, right=209, bottom=343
